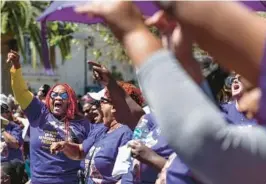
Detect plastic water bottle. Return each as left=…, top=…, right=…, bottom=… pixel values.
left=132, top=118, right=149, bottom=142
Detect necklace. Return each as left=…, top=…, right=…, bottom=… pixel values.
left=108, top=123, right=121, bottom=133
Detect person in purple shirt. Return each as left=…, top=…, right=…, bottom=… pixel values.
left=220, top=74, right=257, bottom=125
left=122, top=114, right=199, bottom=184
left=156, top=153, right=201, bottom=184
left=50, top=81, right=138, bottom=184
left=1, top=94, right=23, bottom=163
left=8, top=51, right=91, bottom=184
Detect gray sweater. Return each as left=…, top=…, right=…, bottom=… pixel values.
left=136, top=49, right=266, bottom=184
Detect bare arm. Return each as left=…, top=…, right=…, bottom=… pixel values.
left=107, top=79, right=145, bottom=130
left=50, top=141, right=85, bottom=160
left=89, top=61, right=145, bottom=130
left=158, top=1, right=266, bottom=85
left=2, top=131, right=20, bottom=149
left=146, top=152, right=167, bottom=171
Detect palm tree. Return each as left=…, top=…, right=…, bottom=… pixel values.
left=1, top=0, right=75, bottom=63
left=1, top=0, right=75, bottom=94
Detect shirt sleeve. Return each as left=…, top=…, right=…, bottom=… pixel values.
left=70, top=119, right=92, bottom=144
left=10, top=123, right=23, bottom=146
left=23, top=97, right=48, bottom=126
left=82, top=124, right=107, bottom=154
left=119, top=129, right=133, bottom=147
left=10, top=67, right=34, bottom=110
left=136, top=49, right=266, bottom=184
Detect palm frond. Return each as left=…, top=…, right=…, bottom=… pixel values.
left=10, top=9, right=26, bottom=60
left=0, top=0, right=6, bottom=10
left=1, top=11, right=9, bottom=34
left=2, top=1, right=74, bottom=67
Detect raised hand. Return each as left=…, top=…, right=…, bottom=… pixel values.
left=145, top=10, right=202, bottom=84
left=88, top=61, right=114, bottom=87
left=74, top=1, right=145, bottom=40
left=7, top=50, right=21, bottom=69
left=145, top=10, right=194, bottom=61
left=50, top=141, right=66, bottom=155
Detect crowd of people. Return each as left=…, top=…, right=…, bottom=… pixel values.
left=1, top=1, right=266, bottom=184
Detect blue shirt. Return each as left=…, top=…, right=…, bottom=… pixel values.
left=164, top=153, right=198, bottom=184
left=83, top=124, right=132, bottom=184
left=1, top=121, right=23, bottom=162
left=24, top=97, right=91, bottom=184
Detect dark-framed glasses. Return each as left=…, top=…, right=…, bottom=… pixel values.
left=100, top=97, right=112, bottom=104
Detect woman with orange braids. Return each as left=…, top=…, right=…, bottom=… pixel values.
left=50, top=80, right=144, bottom=184
left=7, top=50, right=92, bottom=184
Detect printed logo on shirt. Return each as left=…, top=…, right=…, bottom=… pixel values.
left=48, top=120, right=66, bottom=133
left=39, top=119, right=75, bottom=150
left=38, top=130, right=63, bottom=150
left=85, top=146, right=103, bottom=183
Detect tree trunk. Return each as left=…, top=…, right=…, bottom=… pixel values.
left=50, top=45, right=56, bottom=68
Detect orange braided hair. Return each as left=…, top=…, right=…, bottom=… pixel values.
left=105, top=81, right=145, bottom=107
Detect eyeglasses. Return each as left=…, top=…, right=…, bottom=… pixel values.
left=225, top=75, right=242, bottom=88
left=100, top=97, right=112, bottom=104
left=50, top=92, right=69, bottom=100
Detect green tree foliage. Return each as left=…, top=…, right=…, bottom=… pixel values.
left=88, top=24, right=160, bottom=64
left=1, top=0, right=76, bottom=66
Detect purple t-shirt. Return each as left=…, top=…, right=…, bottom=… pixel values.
left=123, top=114, right=194, bottom=184
left=1, top=121, right=23, bottom=162
left=220, top=101, right=257, bottom=125
left=24, top=97, right=92, bottom=184
left=83, top=124, right=132, bottom=184
left=164, top=153, right=199, bottom=184
left=258, top=41, right=266, bottom=124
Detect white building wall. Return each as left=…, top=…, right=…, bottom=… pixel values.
left=22, top=25, right=136, bottom=95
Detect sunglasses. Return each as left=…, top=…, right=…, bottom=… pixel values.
left=225, top=75, right=242, bottom=88
left=100, top=97, right=112, bottom=104
left=50, top=92, right=69, bottom=100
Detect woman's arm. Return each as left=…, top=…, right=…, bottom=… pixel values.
left=89, top=61, right=145, bottom=130
left=2, top=131, right=20, bottom=149
left=10, top=67, right=33, bottom=110
left=137, top=49, right=266, bottom=184
left=8, top=51, right=47, bottom=123
left=146, top=152, right=167, bottom=171
left=107, top=79, right=145, bottom=130
left=62, top=142, right=86, bottom=160
left=129, top=140, right=167, bottom=171
left=8, top=51, right=33, bottom=110
left=158, top=1, right=266, bottom=86
left=50, top=141, right=85, bottom=160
